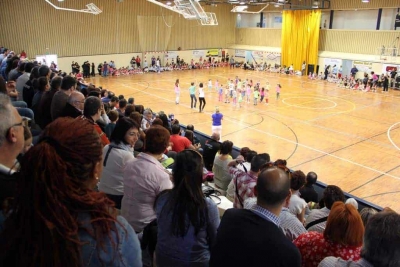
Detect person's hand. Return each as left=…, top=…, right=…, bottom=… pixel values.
left=235, top=155, right=245, bottom=163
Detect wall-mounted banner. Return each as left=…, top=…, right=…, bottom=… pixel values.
left=235, top=49, right=246, bottom=58
left=164, top=51, right=178, bottom=60
left=354, top=61, right=373, bottom=73
left=252, top=51, right=264, bottom=61
left=193, top=50, right=206, bottom=58
left=206, top=49, right=219, bottom=57
left=323, top=58, right=342, bottom=67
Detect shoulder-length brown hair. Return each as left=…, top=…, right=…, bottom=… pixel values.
left=324, top=202, right=364, bottom=246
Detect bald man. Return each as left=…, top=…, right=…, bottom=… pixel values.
left=60, top=91, right=85, bottom=119
left=210, top=167, right=301, bottom=267
left=203, top=132, right=220, bottom=171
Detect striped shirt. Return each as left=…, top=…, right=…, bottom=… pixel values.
left=305, top=207, right=330, bottom=233
left=251, top=205, right=280, bottom=226
left=318, top=257, right=373, bottom=267
left=229, top=166, right=257, bottom=209
left=279, top=207, right=307, bottom=241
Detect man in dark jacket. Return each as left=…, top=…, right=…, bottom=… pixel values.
left=202, top=132, right=220, bottom=171
left=210, top=166, right=301, bottom=267
left=0, top=94, right=25, bottom=215
left=60, top=91, right=85, bottom=119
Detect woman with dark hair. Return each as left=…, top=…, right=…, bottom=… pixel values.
left=0, top=117, right=142, bottom=266
left=129, top=111, right=145, bottom=151
left=212, top=140, right=233, bottom=191
left=155, top=150, right=220, bottom=267
left=294, top=202, right=364, bottom=267
left=98, top=117, right=139, bottom=209
left=158, top=113, right=172, bottom=133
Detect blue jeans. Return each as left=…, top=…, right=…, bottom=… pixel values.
left=12, top=101, right=27, bottom=108
left=16, top=107, right=34, bottom=120
left=190, top=94, right=197, bottom=108
left=103, top=69, right=108, bottom=76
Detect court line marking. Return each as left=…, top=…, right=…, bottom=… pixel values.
left=282, top=97, right=337, bottom=109
left=387, top=122, right=400, bottom=151
left=116, top=80, right=400, bottom=182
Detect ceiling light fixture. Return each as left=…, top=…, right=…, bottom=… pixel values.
left=45, top=0, right=102, bottom=14
left=361, top=0, right=369, bottom=2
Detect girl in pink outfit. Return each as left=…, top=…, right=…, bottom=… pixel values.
left=175, top=79, right=180, bottom=104
left=276, top=84, right=281, bottom=100
left=246, top=84, right=252, bottom=103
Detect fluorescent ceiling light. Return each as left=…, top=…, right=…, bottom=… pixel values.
left=361, top=0, right=369, bottom=2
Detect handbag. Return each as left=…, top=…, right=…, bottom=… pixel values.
left=202, top=185, right=221, bottom=205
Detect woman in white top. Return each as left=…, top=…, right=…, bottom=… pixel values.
left=98, top=117, right=139, bottom=209
left=198, top=82, right=206, bottom=112
left=288, top=170, right=307, bottom=224
left=212, top=140, right=233, bottom=191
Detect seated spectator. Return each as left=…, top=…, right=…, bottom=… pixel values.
left=23, top=66, right=39, bottom=108
left=227, top=153, right=270, bottom=208
left=129, top=111, right=145, bottom=151
left=0, top=117, right=142, bottom=266
left=155, top=149, right=220, bottom=266
left=345, top=198, right=358, bottom=209
left=0, top=94, right=24, bottom=214
left=279, top=190, right=307, bottom=241
left=16, top=61, right=34, bottom=101
left=124, top=104, right=135, bottom=117
left=185, top=124, right=200, bottom=144
left=141, top=108, right=154, bottom=130
left=80, top=96, right=110, bottom=147
left=202, top=132, right=220, bottom=171
left=294, top=202, right=364, bottom=267
left=158, top=113, right=172, bottom=133
left=288, top=170, right=307, bottom=223
left=300, top=171, right=319, bottom=204
left=305, top=185, right=345, bottom=233
left=359, top=207, right=377, bottom=227
left=170, top=124, right=199, bottom=153
left=210, top=166, right=301, bottom=267
left=152, top=118, right=163, bottom=127
left=105, top=110, right=118, bottom=139
left=60, top=91, right=85, bottom=119
left=98, top=117, right=139, bottom=209
left=109, top=96, right=119, bottom=110
left=319, top=210, right=400, bottom=267
left=117, top=98, right=127, bottom=119
left=121, top=126, right=173, bottom=257
left=212, top=140, right=233, bottom=191
left=51, top=75, right=76, bottom=121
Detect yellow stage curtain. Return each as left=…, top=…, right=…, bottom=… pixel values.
left=281, top=10, right=321, bottom=72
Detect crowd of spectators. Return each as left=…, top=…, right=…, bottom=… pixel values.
left=0, top=46, right=399, bottom=267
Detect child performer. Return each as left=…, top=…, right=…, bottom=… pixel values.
left=215, top=79, right=219, bottom=92
left=218, top=85, right=223, bottom=102
left=208, top=79, right=212, bottom=91
left=260, top=87, right=265, bottom=103
left=276, top=84, right=281, bottom=100
left=175, top=79, right=180, bottom=104
left=232, top=88, right=237, bottom=107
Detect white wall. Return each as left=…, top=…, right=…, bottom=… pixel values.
left=263, top=12, right=282, bottom=29
left=320, top=11, right=331, bottom=29
left=333, top=10, right=378, bottom=30
left=381, top=8, right=398, bottom=30
left=236, top=13, right=260, bottom=28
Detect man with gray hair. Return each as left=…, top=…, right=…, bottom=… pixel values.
left=60, top=91, right=85, bottom=119
left=203, top=132, right=221, bottom=171
left=0, top=94, right=25, bottom=213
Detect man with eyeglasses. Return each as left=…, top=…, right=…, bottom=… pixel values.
left=60, top=91, right=85, bottom=119
left=0, top=94, right=25, bottom=219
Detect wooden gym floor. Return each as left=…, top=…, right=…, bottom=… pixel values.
left=87, top=67, right=400, bottom=211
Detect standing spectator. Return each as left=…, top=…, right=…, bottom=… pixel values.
left=382, top=74, right=389, bottom=92
left=0, top=118, right=142, bottom=267
left=324, top=65, right=331, bottom=80
left=350, top=65, right=358, bottom=78
left=155, top=149, right=220, bottom=266
left=301, top=61, right=306, bottom=76
left=136, top=55, right=141, bottom=68
left=99, top=118, right=139, bottom=209
left=300, top=171, right=319, bottom=204
left=189, top=82, right=197, bottom=109
left=102, top=61, right=109, bottom=77
left=97, top=62, right=103, bottom=76
left=91, top=62, right=95, bottom=76
left=294, top=202, right=364, bottom=267
left=210, top=166, right=301, bottom=267
left=211, top=107, right=223, bottom=137
left=198, top=82, right=206, bottom=112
